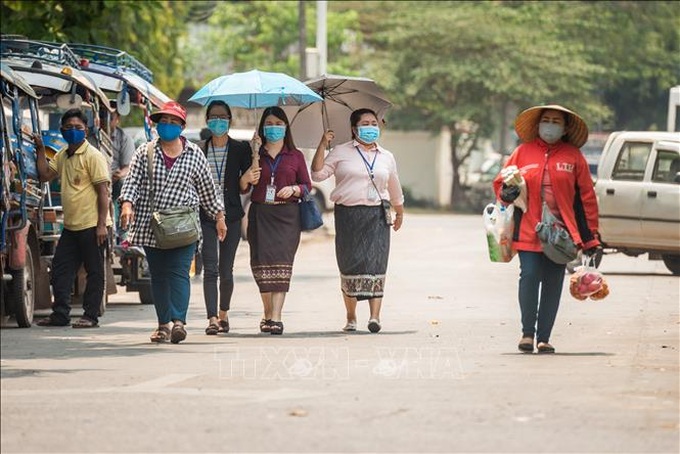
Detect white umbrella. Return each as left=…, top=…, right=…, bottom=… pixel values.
left=287, top=74, right=392, bottom=149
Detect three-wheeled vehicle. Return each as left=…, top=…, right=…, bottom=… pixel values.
left=0, top=63, right=47, bottom=327
left=1, top=38, right=116, bottom=321
left=68, top=43, right=172, bottom=305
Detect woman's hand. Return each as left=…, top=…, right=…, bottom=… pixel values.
left=277, top=185, right=299, bottom=199
left=216, top=218, right=227, bottom=242
left=393, top=212, right=403, bottom=231
left=319, top=130, right=334, bottom=148
left=241, top=166, right=261, bottom=186
left=119, top=202, right=134, bottom=230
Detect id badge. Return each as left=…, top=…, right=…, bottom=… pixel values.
left=367, top=185, right=379, bottom=201
left=265, top=184, right=277, bottom=203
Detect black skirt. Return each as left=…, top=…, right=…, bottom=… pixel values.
left=248, top=203, right=301, bottom=292
left=334, top=204, right=391, bottom=301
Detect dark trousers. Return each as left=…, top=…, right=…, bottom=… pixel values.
left=201, top=218, right=241, bottom=318
left=50, top=227, right=105, bottom=323
left=518, top=251, right=566, bottom=343
left=144, top=243, right=196, bottom=324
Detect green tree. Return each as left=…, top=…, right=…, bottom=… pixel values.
left=0, top=0, right=190, bottom=97
left=371, top=1, right=605, bottom=209
left=186, top=0, right=361, bottom=85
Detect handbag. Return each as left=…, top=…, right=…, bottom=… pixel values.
left=483, top=202, right=516, bottom=262
left=146, top=142, right=200, bottom=249
left=535, top=201, right=578, bottom=265
left=299, top=186, right=324, bottom=231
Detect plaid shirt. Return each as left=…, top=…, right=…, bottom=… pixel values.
left=119, top=138, right=223, bottom=248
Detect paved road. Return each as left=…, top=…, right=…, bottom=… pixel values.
left=1, top=213, right=678, bottom=453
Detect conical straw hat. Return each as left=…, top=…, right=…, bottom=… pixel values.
left=514, top=104, right=589, bottom=148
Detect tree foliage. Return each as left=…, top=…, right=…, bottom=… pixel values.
left=0, top=0, right=190, bottom=98
left=185, top=0, right=361, bottom=84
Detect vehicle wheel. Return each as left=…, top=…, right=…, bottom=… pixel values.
left=662, top=255, right=680, bottom=276
left=9, top=244, right=35, bottom=328
left=138, top=284, right=154, bottom=305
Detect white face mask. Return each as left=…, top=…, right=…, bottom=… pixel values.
left=538, top=122, right=565, bottom=144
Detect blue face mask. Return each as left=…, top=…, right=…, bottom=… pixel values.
left=263, top=125, right=287, bottom=143
left=157, top=122, right=183, bottom=142
left=538, top=122, right=564, bottom=144
left=207, top=118, right=230, bottom=137
left=61, top=128, right=86, bottom=145
left=357, top=125, right=380, bottom=144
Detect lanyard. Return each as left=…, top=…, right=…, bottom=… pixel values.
left=267, top=153, right=283, bottom=184
left=355, top=146, right=378, bottom=179
left=211, top=140, right=229, bottom=187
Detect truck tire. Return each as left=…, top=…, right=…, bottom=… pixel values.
left=138, top=284, right=154, bottom=305
left=9, top=244, right=35, bottom=328
left=662, top=255, right=680, bottom=276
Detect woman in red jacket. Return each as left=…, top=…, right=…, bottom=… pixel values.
left=493, top=105, right=600, bottom=354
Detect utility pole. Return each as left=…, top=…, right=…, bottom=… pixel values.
left=299, top=1, right=307, bottom=81
left=316, top=0, right=327, bottom=76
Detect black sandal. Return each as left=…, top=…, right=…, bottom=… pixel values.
left=171, top=323, right=187, bottom=344
left=270, top=321, right=284, bottom=335
left=260, top=319, right=272, bottom=333
left=218, top=319, right=229, bottom=334
left=205, top=322, right=220, bottom=335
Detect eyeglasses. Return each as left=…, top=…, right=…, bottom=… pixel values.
left=208, top=115, right=230, bottom=120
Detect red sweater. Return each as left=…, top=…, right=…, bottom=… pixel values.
left=493, top=138, right=600, bottom=252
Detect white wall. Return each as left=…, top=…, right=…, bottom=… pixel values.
left=380, top=128, right=452, bottom=207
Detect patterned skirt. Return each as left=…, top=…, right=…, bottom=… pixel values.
left=248, top=202, right=301, bottom=292
left=334, top=204, right=390, bottom=301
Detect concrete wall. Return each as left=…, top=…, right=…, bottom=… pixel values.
left=380, top=128, right=452, bottom=207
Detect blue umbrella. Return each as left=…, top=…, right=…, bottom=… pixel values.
left=188, top=69, right=322, bottom=108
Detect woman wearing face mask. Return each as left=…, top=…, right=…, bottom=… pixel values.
left=119, top=101, right=227, bottom=344
left=245, top=106, right=311, bottom=335
left=199, top=101, right=258, bottom=335
left=493, top=104, right=600, bottom=354
left=311, top=108, right=405, bottom=333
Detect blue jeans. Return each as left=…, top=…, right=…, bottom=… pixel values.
left=144, top=243, right=196, bottom=324
left=201, top=218, right=241, bottom=318
left=518, top=251, right=566, bottom=343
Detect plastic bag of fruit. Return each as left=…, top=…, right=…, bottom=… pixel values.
left=569, top=259, right=609, bottom=301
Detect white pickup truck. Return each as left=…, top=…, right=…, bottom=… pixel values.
left=595, top=131, right=680, bottom=275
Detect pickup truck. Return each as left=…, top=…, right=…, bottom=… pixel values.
left=595, top=131, right=680, bottom=275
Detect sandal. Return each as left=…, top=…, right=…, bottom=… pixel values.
left=260, top=319, right=272, bottom=333
left=518, top=336, right=534, bottom=353
left=36, top=314, right=70, bottom=327
left=218, top=319, right=229, bottom=334
left=537, top=342, right=555, bottom=354
left=342, top=320, right=357, bottom=332
left=72, top=317, right=99, bottom=329
left=270, top=321, right=284, bottom=335
left=150, top=326, right=171, bottom=343
left=205, top=322, right=220, bottom=335
left=171, top=323, right=187, bottom=344
left=367, top=319, right=381, bottom=333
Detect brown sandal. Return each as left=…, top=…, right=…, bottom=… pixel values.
left=218, top=319, right=229, bottom=334
left=171, top=323, right=187, bottom=344
left=205, top=322, right=220, bottom=335
left=150, top=326, right=171, bottom=343
left=72, top=317, right=99, bottom=329
left=260, top=319, right=272, bottom=333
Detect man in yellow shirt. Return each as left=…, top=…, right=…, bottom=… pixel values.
left=34, top=108, right=111, bottom=328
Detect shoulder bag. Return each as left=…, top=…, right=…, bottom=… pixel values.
left=299, top=185, right=324, bottom=231
left=146, top=142, right=200, bottom=249
left=535, top=184, right=578, bottom=264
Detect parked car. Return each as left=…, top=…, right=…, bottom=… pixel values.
left=595, top=131, right=680, bottom=275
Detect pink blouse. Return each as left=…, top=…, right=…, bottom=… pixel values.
left=311, top=140, right=404, bottom=207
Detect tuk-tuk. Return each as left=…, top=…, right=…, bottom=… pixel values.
left=1, top=62, right=51, bottom=326
left=1, top=38, right=116, bottom=320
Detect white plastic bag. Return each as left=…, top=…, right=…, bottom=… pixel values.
left=483, top=202, right=515, bottom=262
